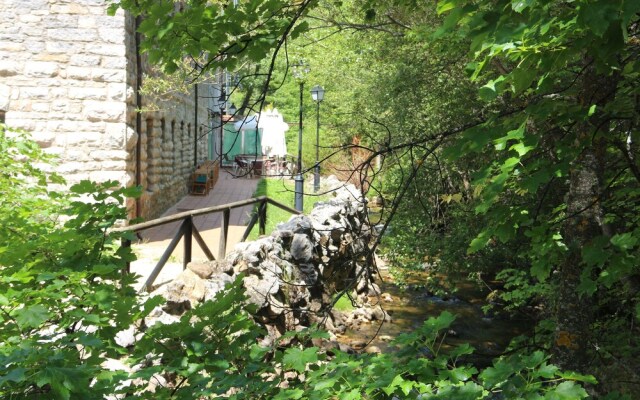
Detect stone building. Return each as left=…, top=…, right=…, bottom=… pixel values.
left=0, top=0, right=224, bottom=220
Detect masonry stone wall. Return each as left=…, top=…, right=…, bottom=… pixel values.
left=0, top=0, right=214, bottom=220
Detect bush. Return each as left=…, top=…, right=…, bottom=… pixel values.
left=0, top=126, right=592, bottom=399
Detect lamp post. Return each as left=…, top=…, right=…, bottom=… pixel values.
left=218, top=90, right=226, bottom=166
left=310, top=85, right=324, bottom=192
left=292, top=60, right=309, bottom=212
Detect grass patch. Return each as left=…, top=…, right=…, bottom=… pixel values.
left=333, top=293, right=356, bottom=311
left=247, top=178, right=332, bottom=240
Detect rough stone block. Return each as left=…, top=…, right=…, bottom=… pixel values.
left=46, top=40, right=85, bottom=54
left=100, top=160, right=126, bottom=170
left=31, top=102, right=49, bottom=112
left=0, top=42, right=23, bottom=52
left=35, top=53, right=69, bottom=63
left=77, top=16, right=96, bottom=28
left=20, top=87, right=49, bottom=99
left=0, top=61, right=20, bottom=77
left=26, top=34, right=46, bottom=50
left=66, top=66, right=93, bottom=80
left=87, top=43, right=125, bottom=57
left=19, top=14, right=42, bottom=23
left=69, top=87, right=106, bottom=100
left=106, top=83, right=126, bottom=101
left=92, top=68, right=126, bottom=83
left=90, top=149, right=128, bottom=161
left=89, top=170, right=128, bottom=183
left=20, top=0, right=48, bottom=11
left=101, top=56, right=127, bottom=70
left=83, top=100, right=125, bottom=122
left=98, top=28, right=125, bottom=44
left=47, top=28, right=96, bottom=42
left=29, top=130, right=55, bottom=148
left=24, top=61, right=58, bottom=78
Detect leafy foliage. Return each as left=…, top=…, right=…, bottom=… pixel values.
left=276, top=312, right=591, bottom=399
left=0, top=125, right=148, bottom=398
left=15, top=0, right=640, bottom=394
left=0, top=126, right=592, bottom=399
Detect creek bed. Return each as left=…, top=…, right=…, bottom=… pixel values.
left=338, top=265, right=534, bottom=366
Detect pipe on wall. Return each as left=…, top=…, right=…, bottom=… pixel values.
left=194, top=83, right=198, bottom=167
left=135, top=15, right=143, bottom=219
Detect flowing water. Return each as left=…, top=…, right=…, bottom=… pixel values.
left=340, top=265, right=533, bottom=366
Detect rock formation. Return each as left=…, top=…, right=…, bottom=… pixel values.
left=146, top=180, right=386, bottom=340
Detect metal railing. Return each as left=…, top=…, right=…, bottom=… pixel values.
left=112, top=196, right=300, bottom=292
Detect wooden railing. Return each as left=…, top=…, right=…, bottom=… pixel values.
left=112, top=196, right=300, bottom=292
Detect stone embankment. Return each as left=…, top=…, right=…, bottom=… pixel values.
left=143, top=179, right=389, bottom=344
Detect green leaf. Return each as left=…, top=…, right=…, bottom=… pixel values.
left=511, top=0, right=533, bottom=13
left=384, top=374, right=416, bottom=396
left=545, top=381, right=589, bottom=399
left=494, top=123, right=525, bottom=150
left=468, top=231, right=490, bottom=254
left=437, top=0, right=461, bottom=14
left=610, top=232, right=637, bottom=250
left=557, top=371, right=598, bottom=384
left=479, top=76, right=506, bottom=101
left=582, top=236, right=609, bottom=267
left=272, top=389, right=304, bottom=399
left=0, top=367, right=26, bottom=384
left=479, top=360, right=514, bottom=388
left=15, top=304, right=50, bottom=328
left=511, top=66, right=537, bottom=94
left=283, top=347, right=319, bottom=373
left=577, top=0, right=614, bottom=38
left=510, top=142, right=534, bottom=157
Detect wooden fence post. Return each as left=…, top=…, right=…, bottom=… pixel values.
left=122, top=238, right=131, bottom=274
left=184, top=216, right=193, bottom=269
left=259, top=199, right=267, bottom=236
left=219, top=208, right=230, bottom=260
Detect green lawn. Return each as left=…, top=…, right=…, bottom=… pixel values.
left=247, top=177, right=332, bottom=240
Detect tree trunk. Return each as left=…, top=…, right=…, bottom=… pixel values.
left=554, top=148, right=601, bottom=371
left=553, top=63, right=616, bottom=372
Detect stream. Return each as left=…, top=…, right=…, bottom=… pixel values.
left=339, top=264, right=534, bottom=367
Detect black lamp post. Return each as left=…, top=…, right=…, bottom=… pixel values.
left=310, top=85, right=324, bottom=192
left=292, top=60, right=309, bottom=212
left=218, top=90, right=226, bottom=165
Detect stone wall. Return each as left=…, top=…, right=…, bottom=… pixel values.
left=0, top=0, right=214, bottom=220
left=146, top=182, right=385, bottom=342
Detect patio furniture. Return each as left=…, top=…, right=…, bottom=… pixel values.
left=191, top=170, right=210, bottom=195
left=234, top=155, right=254, bottom=178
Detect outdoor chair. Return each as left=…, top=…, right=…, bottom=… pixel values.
left=191, top=170, right=209, bottom=195
left=234, top=156, right=253, bottom=178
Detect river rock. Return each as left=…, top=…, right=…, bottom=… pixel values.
left=278, top=215, right=313, bottom=235
left=114, top=325, right=137, bottom=348
left=159, top=268, right=206, bottom=312
left=291, top=233, right=313, bottom=263
left=187, top=261, right=215, bottom=279
left=365, top=345, right=381, bottom=354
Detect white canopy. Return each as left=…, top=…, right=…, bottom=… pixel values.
left=258, top=108, right=288, bottom=157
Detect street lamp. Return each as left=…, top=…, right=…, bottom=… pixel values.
left=218, top=90, right=227, bottom=165
left=310, top=85, right=324, bottom=192
left=292, top=60, right=309, bottom=211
